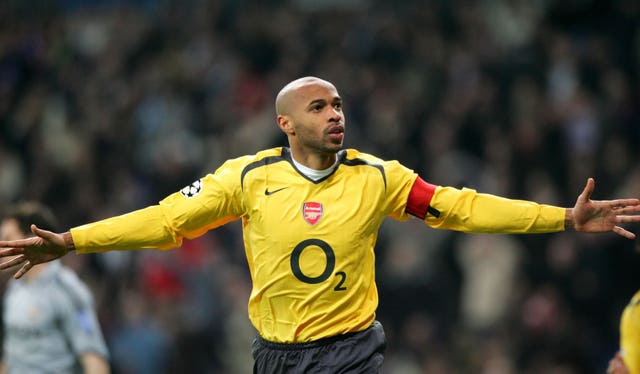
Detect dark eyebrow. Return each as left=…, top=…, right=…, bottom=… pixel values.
left=307, top=96, right=342, bottom=108
left=307, top=99, right=326, bottom=108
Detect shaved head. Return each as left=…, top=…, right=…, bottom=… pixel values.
left=275, top=77, right=336, bottom=116
left=274, top=76, right=345, bottom=169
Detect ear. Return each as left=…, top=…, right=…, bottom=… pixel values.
left=277, top=115, right=294, bottom=135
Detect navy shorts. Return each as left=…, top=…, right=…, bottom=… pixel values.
left=252, top=320, right=387, bottom=374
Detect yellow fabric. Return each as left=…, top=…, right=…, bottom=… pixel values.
left=426, top=186, right=565, bottom=233
left=70, top=147, right=567, bottom=343
left=621, top=291, right=640, bottom=373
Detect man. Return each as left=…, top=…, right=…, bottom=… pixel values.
left=0, top=77, right=639, bottom=373
left=0, top=202, right=110, bottom=374
left=608, top=290, right=640, bottom=374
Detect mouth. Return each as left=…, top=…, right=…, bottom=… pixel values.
left=327, top=124, right=344, bottom=135
left=327, top=125, right=344, bottom=141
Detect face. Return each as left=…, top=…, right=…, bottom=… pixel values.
left=278, top=79, right=345, bottom=156
left=0, top=219, right=24, bottom=241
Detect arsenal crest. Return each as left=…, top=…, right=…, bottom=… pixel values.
left=302, top=202, right=323, bottom=225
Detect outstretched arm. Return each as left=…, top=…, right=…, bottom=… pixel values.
left=418, top=177, right=640, bottom=236
left=0, top=225, right=73, bottom=279
left=566, top=178, right=640, bottom=239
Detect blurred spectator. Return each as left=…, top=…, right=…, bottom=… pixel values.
left=0, top=202, right=110, bottom=373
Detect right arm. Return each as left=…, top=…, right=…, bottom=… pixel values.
left=0, top=204, right=196, bottom=278
left=72, top=166, right=246, bottom=254
left=0, top=157, right=247, bottom=278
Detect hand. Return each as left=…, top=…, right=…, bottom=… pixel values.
left=569, top=178, right=640, bottom=239
left=0, top=225, right=72, bottom=279
left=607, top=352, right=629, bottom=374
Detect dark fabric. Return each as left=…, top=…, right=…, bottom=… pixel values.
left=252, top=321, right=386, bottom=374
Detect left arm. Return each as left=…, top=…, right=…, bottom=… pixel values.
left=426, top=186, right=566, bottom=233
left=412, top=177, right=640, bottom=238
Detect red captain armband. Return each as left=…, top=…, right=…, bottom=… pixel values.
left=406, top=177, right=440, bottom=219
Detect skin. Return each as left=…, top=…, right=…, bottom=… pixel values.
left=275, top=76, right=345, bottom=170
left=608, top=352, right=630, bottom=374
left=0, top=77, right=640, bottom=281
left=1, top=219, right=46, bottom=281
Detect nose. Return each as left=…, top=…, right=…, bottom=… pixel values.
left=329, top=107, right=342, bottom=121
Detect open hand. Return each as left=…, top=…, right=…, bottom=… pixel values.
left=570, top=178, right=640, bottom=239
left=0, top=225, right=72, bottom=279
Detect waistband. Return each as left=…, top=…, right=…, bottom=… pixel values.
left=255, top=321, right=378, bottom=351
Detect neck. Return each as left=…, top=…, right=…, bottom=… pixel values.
left=289, top=148, right=337, bottom=170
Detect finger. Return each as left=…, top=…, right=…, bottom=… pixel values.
left=0, top=237, right=38, bottom=249
left=616, top=214, right=640, bottom=223
left=609, top=199, right=640, bottom=208
left=0, top=255, right=27, bottom=270
left=612, top=226, right=636, bottom=240
left=14, top=261, right=33, bottom=280
left=579, top=178, right=595, bottom=202
left=616, top=205, right=640, bottom=214
left=31, top=224, right=54, bottom=239
left=0, top=248, right=25, bottom=257
left=31, top=225, right=65, bottom=248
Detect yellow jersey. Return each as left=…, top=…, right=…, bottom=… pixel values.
left=621, top=290, right=640, bottom=373
left=70, top=147, right=565, bottom=342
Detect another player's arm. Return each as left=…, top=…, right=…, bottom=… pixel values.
left=80, top=352, right=110, bottom=374
left=619, top=292, right=640, bottom=374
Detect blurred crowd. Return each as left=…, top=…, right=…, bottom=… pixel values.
left=1, top=0, right=639, bottom=372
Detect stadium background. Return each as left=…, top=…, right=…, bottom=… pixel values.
left=0, top=0, right=639, bottom=372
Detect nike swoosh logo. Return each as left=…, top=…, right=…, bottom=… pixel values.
left=265, top=187, right=288, bottom=196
